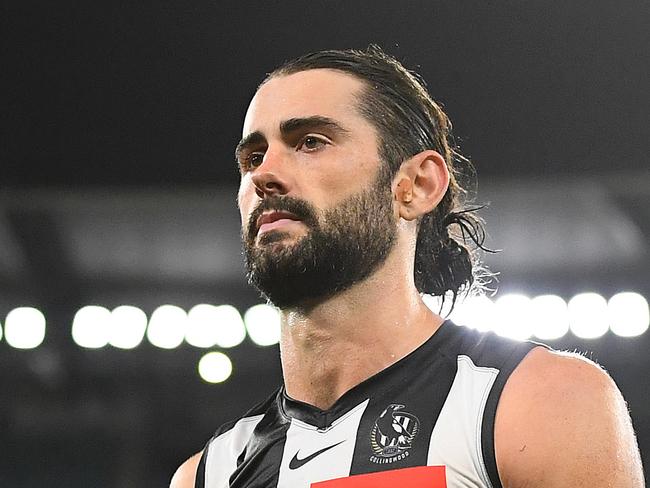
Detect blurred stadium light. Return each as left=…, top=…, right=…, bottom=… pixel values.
left=608, top=292, right=650, bottom=337
left=568, top=293, right=610, bottom=339
left=448, top=295, right=497, bottom=333
left=529, top=295, right=570, bottom=340
left=186, top=304, right=246, bottom=349
left=147, top=305, right=187, bottom=349
left=244, top=304, right=281, bottom=346
left=445, top=291, right=648, bottom=341
left=5, top=307, right=46, bottom=349
left=109, top=306, right=147, bottom=349
left=185, top=304, right=221, bottom=348
left=72, top=305, right=111, bottom=348
left=494, top=294, right=534, bottom=340
left=198, top=351, right=233, bottom=383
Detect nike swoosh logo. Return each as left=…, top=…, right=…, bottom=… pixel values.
left=288, top=440, right=345, bottom=470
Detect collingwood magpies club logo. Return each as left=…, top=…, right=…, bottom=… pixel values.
left=369, top=403, right=420, bottom=464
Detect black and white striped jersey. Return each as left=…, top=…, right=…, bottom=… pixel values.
left=195, top=320, right=541, bottom=488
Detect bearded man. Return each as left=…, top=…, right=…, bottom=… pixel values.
left=171, top=47, right=644, bottom=487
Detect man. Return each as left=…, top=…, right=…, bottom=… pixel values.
left=172, top=47, right=644, bottom=487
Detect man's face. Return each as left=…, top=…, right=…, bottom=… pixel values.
left=237, top=69, right=398, bottom=308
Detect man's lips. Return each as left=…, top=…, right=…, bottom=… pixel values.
left=256, top=211, right=303, bottom=235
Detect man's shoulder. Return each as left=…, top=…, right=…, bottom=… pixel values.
left=169, top=388, right=281, bottom=488
left=170, top=451, right=202, bottom=488
left=504, top=346, right=612, bottom=394
left=495, top=347, right=644, bottom=487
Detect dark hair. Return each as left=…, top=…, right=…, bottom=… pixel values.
left=266, top=45, right=492, bottom=310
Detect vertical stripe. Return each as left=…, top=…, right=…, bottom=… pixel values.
left=202, top=415, right=264, bottom=488
left=229, top=408, right=290, bottom=487
left=427, top=355, right=498, bottom=488
left=276, top=400, right=369, bottom=487
left=481, top=345, right=543, bottom=488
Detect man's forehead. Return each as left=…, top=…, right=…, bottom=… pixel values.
left=242, top=69, right=367, bottom=136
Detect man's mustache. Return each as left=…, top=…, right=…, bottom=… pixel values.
left=246, top=196, right=319, bottom=242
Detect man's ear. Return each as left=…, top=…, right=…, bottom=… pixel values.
left=393, top=150, right=450, bottom=221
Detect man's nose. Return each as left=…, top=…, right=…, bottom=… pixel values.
left=250, top=148, right=290, bottom=198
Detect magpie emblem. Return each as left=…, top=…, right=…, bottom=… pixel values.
left=369, top=403, right=420, bottom=464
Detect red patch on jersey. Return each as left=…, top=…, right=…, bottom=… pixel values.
left=311, top=465, right=447, bottom=487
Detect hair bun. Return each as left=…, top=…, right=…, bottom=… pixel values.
left=415, top=237, right=473, bottom=297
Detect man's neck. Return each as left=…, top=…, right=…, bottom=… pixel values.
left=278, top=254, right=444, bottom=411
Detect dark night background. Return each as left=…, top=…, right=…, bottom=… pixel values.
left=1, top=1, right=648, bottom=486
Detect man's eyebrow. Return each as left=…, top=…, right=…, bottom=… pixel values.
left=279, top=116, right=350, bottom=137
left=235, top=131, right=266, bottom=160
left=234, top=116, right=349, bottom=160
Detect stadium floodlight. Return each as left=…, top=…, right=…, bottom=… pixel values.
left=186, top=304, right=246, bottom=349
left=72, top=306, right=111, bottom=348
left=608, top=292, right=649, bottom=337
left=213, top=305, right=246, bottom=348
left=449, top=295, right=497, bottom=332
left=494, top=294, right=533, bottom=340
left=186, top=304, right=220, bottom=348
left=109, top=306, right=148, bottom=349
left=568, top=293, right=609, bottom=339
left=5, top=307, right=46, bottom=349
left=530, top=295, right=570, bottom=340
left=147, top=305, right=187, bottom=349
left=198, top=351, right=233, bottom=383
left=244, top=304, right=281, bottom=346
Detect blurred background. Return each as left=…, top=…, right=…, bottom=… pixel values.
left=2, top=1, right=648, bottom=486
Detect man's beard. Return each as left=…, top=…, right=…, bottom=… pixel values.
left=242, top=171, right=397, bottom=309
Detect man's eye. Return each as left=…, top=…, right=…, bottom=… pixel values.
left=245, top=153, right=264, bottom=169
left=299, top=136, right=327, bottom=151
